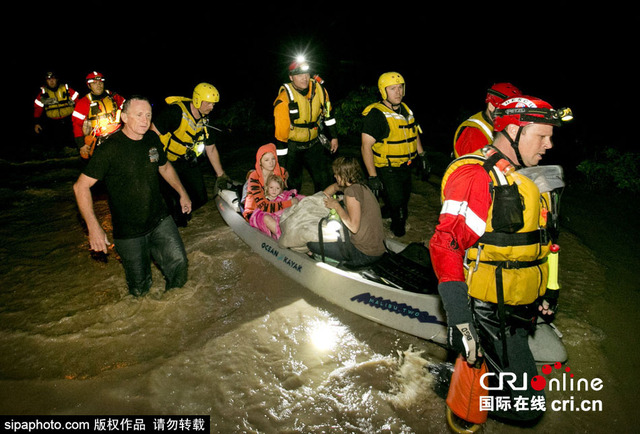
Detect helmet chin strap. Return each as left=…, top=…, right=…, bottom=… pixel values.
left=501, top=126, right=524, bottom=168
left=384, top=98, right=401, bottom=111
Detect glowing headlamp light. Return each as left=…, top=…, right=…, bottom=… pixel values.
left=290, top=55, right=311, bottom=75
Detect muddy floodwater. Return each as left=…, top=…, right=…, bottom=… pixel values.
left=0, top=155, right=638, bottom=433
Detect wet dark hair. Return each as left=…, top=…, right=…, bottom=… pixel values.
left=122, top=95, right=151, bottom=113
left=332, top=156, right=364, bottom=185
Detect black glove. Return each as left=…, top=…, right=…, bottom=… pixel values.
left=417, top=151, right=431, bottom=181
left=438, top=281, right=481, bottom=364
left=538, top=289, right=559, bottom=321
left=216, top=173, right=232, bottom=190
left=367, top=176, right=383, bottom=196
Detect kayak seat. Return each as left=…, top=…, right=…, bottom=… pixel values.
left=369, top=243, right=438, bottom=294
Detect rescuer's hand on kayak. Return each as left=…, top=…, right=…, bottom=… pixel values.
left=215, top=173, right=231, bottom=191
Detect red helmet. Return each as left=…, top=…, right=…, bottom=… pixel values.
left=493, top=96, right=571, bottom=132
left=86, top=71, right=105, bottom=83
left=288, top=60, right=310, bottom=76
left=486, top=82, right=522, bottom=107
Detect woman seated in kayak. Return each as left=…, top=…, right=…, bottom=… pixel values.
left=243, top=143, right=300, bottom=238
left=307, top=156, right=386, bottom=267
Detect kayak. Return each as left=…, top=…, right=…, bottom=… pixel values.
left=215, top=189, right=567, bottom=364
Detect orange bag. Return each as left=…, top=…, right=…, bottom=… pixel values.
left=446, top=354, right=489, bottom=425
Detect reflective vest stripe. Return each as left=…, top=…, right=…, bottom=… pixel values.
left=441, top=199, right=486, bottom=237
left=467, top=118, right=493, bottom=138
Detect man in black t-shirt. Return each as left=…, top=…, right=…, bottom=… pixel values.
left=74, top=96, right=192, bottom=296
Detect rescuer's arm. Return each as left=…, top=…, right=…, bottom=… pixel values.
left=322, top=87, right=339, bottom=153
left=158, top=162, right=192, bottom=214
left=428, top=165, right=493, bottom=363
left=416, top=133, right=425, bottom=155
left=360, top=133, right=377, bottom=178
left=73, top=173, right=109, bottom=253
left=204, top=143, right=230, bottom=189
left=273, top=92, right=291, bottom=146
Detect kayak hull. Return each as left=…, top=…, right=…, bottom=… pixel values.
left=215, top=192, right=448, bottom=344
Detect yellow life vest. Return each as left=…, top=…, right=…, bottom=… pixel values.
left=278, top=80, right=330, bottom=143
left=87, top=92, right=121, bottom=137
left=442, top=147, right=554, bottom=305
left=363, top=102, right=419, bottom=167
left=452, top=111, right=493, bottom=158
left=39, top=85, right=75, bottom=119
left=159, top=98, right=209, bottom=162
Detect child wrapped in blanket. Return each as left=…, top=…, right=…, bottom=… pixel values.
left=250, top=173, right=304, bottom=239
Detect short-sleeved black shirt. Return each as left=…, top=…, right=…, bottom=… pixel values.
left=83, top=130, right=169, bottom=239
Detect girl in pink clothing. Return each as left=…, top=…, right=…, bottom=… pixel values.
left=249, top=173, right=303, bottom=239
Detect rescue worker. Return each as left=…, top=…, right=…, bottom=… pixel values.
left=151, top=82, right=229, bottom=226
left=71, top=71, right=125, bottom=159
left=452, top=82, right=522, bottom=158
left=429, top=95, right=573, bottom=424
left=273, top=57, right=339, bottom=194
left=361, top=72, right=427, bottom=237
left=33, top=71, right=79, bottom=152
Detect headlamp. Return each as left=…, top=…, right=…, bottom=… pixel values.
left=497, top=106, right=574, bottom=127
left=555, top=107, right=573, bottom=122
left=289, top=55, right=311, bottom=75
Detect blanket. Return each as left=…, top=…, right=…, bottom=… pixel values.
left=278, top=192, right=340, bottom=249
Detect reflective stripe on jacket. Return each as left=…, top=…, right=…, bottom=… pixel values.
left=34, top=84, right=78, bottom=119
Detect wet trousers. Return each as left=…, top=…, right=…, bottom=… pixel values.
left=115, top=217, right=188, bottom=296
left=35, top=116, right=74, bottom=152
left=283, top=141, right=333, bottom=194
left=162, top=158, right=208, bottom=226
left=471, top=298, right=544, bottom=423
left=307, top=229, right=382, bottom=268
left=377, top=164, right=412, bottom=236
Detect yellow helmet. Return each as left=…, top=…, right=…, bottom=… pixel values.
left=192, top=83, right=220, bottom=108
left=378, top=72, right=405, bottom=100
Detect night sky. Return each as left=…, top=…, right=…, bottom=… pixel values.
left=7, top=8, right=632, bottom=167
